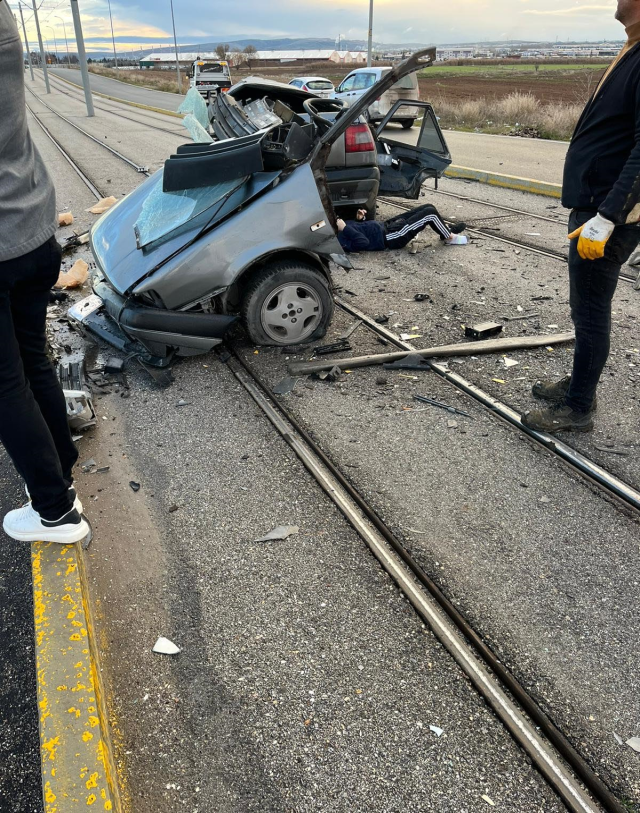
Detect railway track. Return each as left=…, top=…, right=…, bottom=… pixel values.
left=43, top=71, right=187, bottom=138
left=431, top=185, right=569, bottom=225
left=379, top=196, right=639, bottom=285
left=35, top=91, right=637, bottom=813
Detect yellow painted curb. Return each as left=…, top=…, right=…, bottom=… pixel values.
left=32, top=542, right=121, bottom=813
left=445, top=165, right=562, bottom=199
left=49, top=71, right=183, bottom=119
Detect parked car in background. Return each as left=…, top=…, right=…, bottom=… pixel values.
left=288, top=76, right=335, bottom=98
left=333, top=66, right=420, bottom=128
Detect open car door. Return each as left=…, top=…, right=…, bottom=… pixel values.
left=375, top=101, right=451, bottom=198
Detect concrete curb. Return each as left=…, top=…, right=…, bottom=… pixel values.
left=445, top=165, right=562, bottom=199
left=31, top=542, right=122, bottom=812
left=49, top=71, right=183, bottom=119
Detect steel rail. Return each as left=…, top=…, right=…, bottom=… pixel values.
left=228, top=349, right=618, bottom=813
left=26, top=103, right=103, bottom=200
left=26, top=85, right=150, bottom=176
left=378, top=197, right=639, bottom=285
left=43, top=72, right=187, bottom=138
left=431, top=186, right=569, bottom=225
left=336, top=297, right=640, bottom=515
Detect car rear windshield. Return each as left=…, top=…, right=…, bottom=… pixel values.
left=200, top=63, right=225, bottom=73
left=306, top=80, right=333, bottom=90
left=392, top=74, right=417, bottom=90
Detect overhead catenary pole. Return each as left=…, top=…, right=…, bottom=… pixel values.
left=46, top=26, right=58, bottom=64
left=31, top=0, right=50, bottom=92
left=55, top=16, right=71, bottom=67
left=106, top=0, right=118, bottom=69
left=18, top=4, right=35, bottom=81
left=169, top=0, right=182, bottom=93
left=366, top=0, right=373, bottom=67
left=69, top=0, right=94, bottom=116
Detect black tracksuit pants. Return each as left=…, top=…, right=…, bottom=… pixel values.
left=566, top=210, right=640, bottom=412
left=383, top=203, right=451, bottom=248
left=0, top=237, right=77, bottom=521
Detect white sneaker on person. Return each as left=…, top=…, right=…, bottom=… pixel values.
left=3, top=504, right=89, bottom=544
left=445, top=234, right=468, bottom=245
left=25, top=484, right=83, bottom=514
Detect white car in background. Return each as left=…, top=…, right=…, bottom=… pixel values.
left=288, top=76, right=335, bottom=98
left=333, top=66, right=420, bottom=128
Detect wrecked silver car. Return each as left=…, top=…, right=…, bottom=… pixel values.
left=79, top=49, right=450, bottom=364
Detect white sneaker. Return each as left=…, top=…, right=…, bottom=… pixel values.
left=3, top=504, right=89, bottom=544
left=445, top=234, right=468, bottom=245
left=25, top=484, right=83, bottom=514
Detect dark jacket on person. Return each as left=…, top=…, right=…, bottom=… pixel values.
left=562, top=23, right=640, bottom=225
left=337, top=220, right=386, bottom=252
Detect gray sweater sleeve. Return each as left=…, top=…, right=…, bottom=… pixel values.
left=0, top=4, right=56, bottom=262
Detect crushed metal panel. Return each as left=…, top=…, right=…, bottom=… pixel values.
left=58, top=361, right=96, bottom=431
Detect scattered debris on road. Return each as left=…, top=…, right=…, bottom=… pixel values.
left=129, top=481, right=141, bottom=492
left=254, top=525, right=299, bottom=543
left=87, top=196, right=117, bottom=215
left=465, top=321, right=503, bottom=340
left=153, top=637, right=181, bottom=656
left=58, top=212, right=74, bottom=227
left=429, top=725, right=444, bottom=737
left=414, top=394, right=472, bottom=418
left=55, top=259, right=89, bottom=289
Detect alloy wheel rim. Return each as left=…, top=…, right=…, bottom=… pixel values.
left=260, top=282, right=323, bottom=344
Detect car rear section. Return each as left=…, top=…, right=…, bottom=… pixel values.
left=369, top=70, right=420, bottom=126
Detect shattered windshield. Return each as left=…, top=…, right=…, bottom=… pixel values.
left=134, top=171, right=245, bottom=249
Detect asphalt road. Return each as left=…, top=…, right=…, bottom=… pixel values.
left=48, top=67, right=568, bottom=184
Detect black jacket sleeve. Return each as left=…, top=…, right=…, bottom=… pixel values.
left=599, top=79, right=640, bottom=224
left=338, top=223, right=371, bottom=253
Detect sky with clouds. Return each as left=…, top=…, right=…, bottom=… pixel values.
left=11, top=0, right=627, bottom=55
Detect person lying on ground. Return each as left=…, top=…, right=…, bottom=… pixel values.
left=522, top=0, right=640, bottom=434
left=0, top=3, right=88, bottom=545
left=336, top=204, right=467, bottom=253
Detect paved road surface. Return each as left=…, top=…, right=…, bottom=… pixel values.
left=49, top=67, right=568, bottom=184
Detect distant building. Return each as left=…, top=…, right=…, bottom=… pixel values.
left=138, top=49, right=368, bottom=70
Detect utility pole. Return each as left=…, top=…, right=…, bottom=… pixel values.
left=169, top=0, right=182, bottom=93
left=18, top=3, right=35, bottom=82
left=69, top=0, right=94, bottom=116
left=55, top=16, right=71, bottom=67
left=31, top=0, right=50, bottom=92
left=46, top=26, right=58, bottom=64
left=106, top=0, right=119, bottom=69
left=367, top=0, right=373, bottom=68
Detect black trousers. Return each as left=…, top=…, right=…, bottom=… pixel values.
left=566, top=210, right=640, bottom=412
left=0, top=237, right=77, bottom=521
left=383, top=203, right=451, bottom=249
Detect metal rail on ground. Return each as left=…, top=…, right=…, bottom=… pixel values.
left=26, top=85, right=150, bottom=176
left=228, top=348, right=621, bottom=813
left=378, top=197, right=639, bottom=285
left=431, top=186, right=569, bottom=225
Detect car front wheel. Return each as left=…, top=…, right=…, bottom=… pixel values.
left=241, top=260, right=334, bottom=346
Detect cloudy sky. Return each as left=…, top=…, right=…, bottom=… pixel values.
left=12, top=0, right=626, bottom=55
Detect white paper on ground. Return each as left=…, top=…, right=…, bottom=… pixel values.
left=153, top=636, right=181, bottom=655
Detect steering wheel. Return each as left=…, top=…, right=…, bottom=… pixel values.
left=303, top=97, right=347, bottom=133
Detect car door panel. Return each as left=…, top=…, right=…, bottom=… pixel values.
left=375, top=100, right=451, bottom=198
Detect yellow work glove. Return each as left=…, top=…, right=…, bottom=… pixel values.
left=568, top=213, right=615, bottom=260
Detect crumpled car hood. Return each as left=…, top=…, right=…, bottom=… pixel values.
left=91, top=168, right=279, bottom=295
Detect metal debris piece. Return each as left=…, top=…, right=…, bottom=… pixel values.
left=316, top=365, right=342, bottom=382
left=465, top=321, right=503, bottom=341
left=339, top=320, right=363, bottom=340
left=254, top=525, right=299, bottom=543
left=272, top=377, right=298, bottom=395
left=96, top=466, right=110, bottom=473
left=153, top=636, right=181, bottom=655
left=503, top=312, right=539, bottom=322
left=614, top=733, right=624, bottom=745
left=129, top=481, right=141, bottom=492
left=594, top=445, right=630, bottom=456
left=138, top=359, right=174, bottom=387
left=81, top=459, right=96, bottom=473
left=429, top=725, right=443, bottom=737
left=313, top=339, right=352, bottom=356
left=413, top=394, right=472, bottom=418
left=59, top=362, right=97, bottom=431
left=176, top=399, right=193, bottom=406
left=168, top=505, right=180, bottom=513
left=104, top=356, right=125, bottom=374
left=414, top=293, right=433, bottom=303
left=374, top=314, right=390, bottom=324
left=626, top=737, right=640, bottom=752
left=384, top=353, right=431, bottom=372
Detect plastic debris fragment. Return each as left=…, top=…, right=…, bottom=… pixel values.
left=55, top=259, right=89, bottom=289
left=87, top=196, right=117, bottom=214
left=153, top=636, right=181, bottom=655
left=626, top=737, right=640, bottom=752
left=254, top=525, right=299, bottom=543
left=429, top=725, right=443, bottom=737
left=481, top=795, right=495, bottom=807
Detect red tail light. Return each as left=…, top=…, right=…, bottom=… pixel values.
left=345, top=123, right=375, bottom=153
left=302, top=84, right=309, bottom=91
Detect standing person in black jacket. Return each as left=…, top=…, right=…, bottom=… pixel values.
left=523, top=0, right=640, bottom=433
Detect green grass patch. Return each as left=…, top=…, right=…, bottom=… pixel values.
left=420, top=63, right=605, bottom=79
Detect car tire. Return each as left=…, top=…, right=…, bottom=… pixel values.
left=401, top=119, right=415, bottom=130
left=242, top=261, right=334, bottom=346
